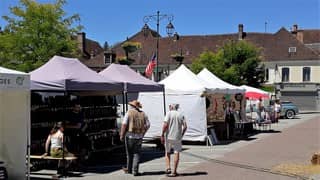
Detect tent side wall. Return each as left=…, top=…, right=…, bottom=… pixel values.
left=0, top=89, right=30, bottom=179
left=138, top=92, right=207, bottom=141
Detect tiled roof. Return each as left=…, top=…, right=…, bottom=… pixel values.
left=82, top=26, right=320, bottom=69
left=300, top=29, right=320, bottom=44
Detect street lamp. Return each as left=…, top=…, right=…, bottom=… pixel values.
left=143, top=11, right=175, bottom=81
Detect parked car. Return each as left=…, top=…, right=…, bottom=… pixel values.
left=245, top=100, right=299, bottom=119
left=280, top=101, right=299, bottom=119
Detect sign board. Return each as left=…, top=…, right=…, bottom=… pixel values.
left=0, top=73, right=29, bottom=89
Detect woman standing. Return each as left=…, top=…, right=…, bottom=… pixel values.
left=274, top=99, right=281, bottom=123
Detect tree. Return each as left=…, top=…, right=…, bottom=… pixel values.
left=0, top=0, right=82, bottom=72
left=191, top=40, right=265, bottom=87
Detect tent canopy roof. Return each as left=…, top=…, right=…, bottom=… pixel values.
left=160, top=65, right=208, bottom=94
left=240, top=85, right=270, bottom=99
left=99, top=63, right=163, bottom=92
left=30, top=56, right=123, bottom=92
left=240, top=85, right=269, bottom=95
left=0, top=66, right=28, bottom=75
left=197, top=68, right=245, bottom=94
left=0, top=66, right=30, bottom=90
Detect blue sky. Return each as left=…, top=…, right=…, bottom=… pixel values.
left=1, top=0, right=319, bottom=46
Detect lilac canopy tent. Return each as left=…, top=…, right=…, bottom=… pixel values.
left=99, top=64, right=165, bottom=115
left=99, top=63, right=164, bottom=92
left=30, top=56, right=123, bottom=93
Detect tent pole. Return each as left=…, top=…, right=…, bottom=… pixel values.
left=162, top=89, right=166, bottom=115
left=125, top=92, right=128, bottom=112
left=122, top=91, right=125, bottom=116
left=26, top=91, right=31, bottom=180
left=61, top=91, right=67, bottom=177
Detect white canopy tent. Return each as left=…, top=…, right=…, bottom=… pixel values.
left=197, top=68, right=247, bottom=123
left=197, top=68, right=245, bottom=94
left=138, top=65, right=210, bottom=141
left=0, top=67, right=30, bottom=179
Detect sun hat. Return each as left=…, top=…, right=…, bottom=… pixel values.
left=128, top=100, right=142, bottom=108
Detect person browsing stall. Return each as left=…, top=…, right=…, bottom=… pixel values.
left=120, top=100, right=150, bottom=176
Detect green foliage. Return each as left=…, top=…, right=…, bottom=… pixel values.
left=261, top=85, right=274, bottom=93
left=0, top=0, right=82, bottom=72
left=191, top=40, right=265, bottom=87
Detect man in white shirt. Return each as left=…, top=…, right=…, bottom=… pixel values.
left=161, top=104, right=187, bottom=177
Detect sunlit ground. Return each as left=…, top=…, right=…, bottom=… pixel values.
left=272, top=163, right=320, bottom=176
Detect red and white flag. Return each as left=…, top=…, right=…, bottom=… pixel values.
left=145, top=53, right=156, bottom=77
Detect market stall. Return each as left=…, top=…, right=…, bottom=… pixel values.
left=0, top=66, right=30, bottom=179
left=197, top=68, right=248, bottom=139
left=138, top=65, right=213, bottom=141
left=29, top=56, right=124, bottom=165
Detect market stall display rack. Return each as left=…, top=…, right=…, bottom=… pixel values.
left=30, top=93, right=121, bottom=169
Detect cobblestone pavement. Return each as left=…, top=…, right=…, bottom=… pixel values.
left=30, top=113, right=320, bottom=180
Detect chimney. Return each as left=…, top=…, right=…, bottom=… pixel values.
left=291, top=24, right=304, bottom=43
left=292, top=24, right=298, bottom=33
left=77, top=32, right=86, bottom=53
left=238, top=24, right=244, bottom=40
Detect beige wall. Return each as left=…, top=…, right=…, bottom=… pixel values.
left=288, top=66, right=301, bottom=82
left=268, top=65, right=320, bottom=83
left=312, top=66, right=320, bottom=83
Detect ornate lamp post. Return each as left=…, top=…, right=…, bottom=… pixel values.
left=143, top=11, right=175, bottom=81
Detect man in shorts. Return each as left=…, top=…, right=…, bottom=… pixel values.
left=161, top=104, right=187, bottom=177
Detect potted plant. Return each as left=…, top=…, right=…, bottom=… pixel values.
left=121, top=41, right=141, bottom=53
left=116, top=56, right=134, bottom=65
left=171, top=53, right=184, bottom=64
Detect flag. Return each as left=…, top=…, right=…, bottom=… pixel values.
left=145, top=53, right=157, bottom=77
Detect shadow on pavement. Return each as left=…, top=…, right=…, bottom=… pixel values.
left=141, top=170, right=166, bottom=176
left=176, top=171, right=208, bottom=177
left=141, top=171, right=208, bottom=177
left=82, top=145, right=165, bottom=174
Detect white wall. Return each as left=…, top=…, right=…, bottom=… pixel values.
left=0, top=90, right=30, bottom=180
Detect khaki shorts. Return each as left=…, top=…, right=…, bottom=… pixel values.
left=165, top=139, right=182, bottom=153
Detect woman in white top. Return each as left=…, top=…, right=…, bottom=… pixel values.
left=44, top=122, right=74, bottom=158
left=274, top=99, right=281, bottom=123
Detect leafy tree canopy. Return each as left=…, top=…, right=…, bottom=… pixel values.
left=191, top=40, right=265, bottom=87
left=0, top=0, right=82, bottom=72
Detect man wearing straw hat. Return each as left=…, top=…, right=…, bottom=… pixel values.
left=120, top=100, right=150, bottom=176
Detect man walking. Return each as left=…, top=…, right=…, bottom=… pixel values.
left=161, top=104, right=187, bottom=177
left=120, top=100, right=150, bottom=176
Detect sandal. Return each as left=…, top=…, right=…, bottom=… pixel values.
left=167, top=172, right=179, bottom=177
left=165, top=168, right=171, bottom=174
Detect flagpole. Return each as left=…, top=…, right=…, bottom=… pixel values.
left=143, top=11, right=175, bottom=82
left=156, top=11, right=160, bottom=82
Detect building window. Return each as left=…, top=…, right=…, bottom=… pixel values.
left=288, top=47, right=296, bottom=53
left=282, top=67, right=289, bottom=82
left=104, top=56, right=111, bottom=64
left=302, top=67, right=311, bottom=82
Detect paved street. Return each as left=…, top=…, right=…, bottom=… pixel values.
left=31, top=113, right=320, bottom=180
